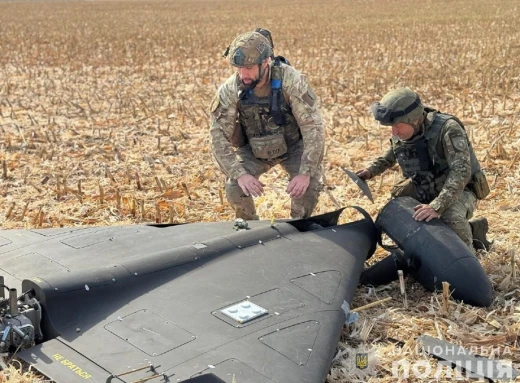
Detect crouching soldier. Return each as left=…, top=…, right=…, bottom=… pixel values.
left=356, top=88, right=491, bottom=251
left=209, top=30, right=324, bottom=220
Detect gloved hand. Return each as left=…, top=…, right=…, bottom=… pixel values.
left=355, top=169, right=371, bottom=181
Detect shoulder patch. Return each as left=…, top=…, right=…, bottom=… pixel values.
left=302, top=88, right=317, bottom=107
left=450, top=135, right=468, bottom=152
left=307, top=87, right=317, bottom=100
left=210, top=96, right=220, bottom=113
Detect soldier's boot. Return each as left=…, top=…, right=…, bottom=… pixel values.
left=469, top=217, right=492, bottom=251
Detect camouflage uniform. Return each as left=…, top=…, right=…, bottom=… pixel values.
left=367, top=111, right=476, bottom=248
left=210, top=33, right=324, bottom=220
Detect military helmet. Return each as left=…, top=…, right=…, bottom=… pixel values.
left=371, top=88, right=425, bottom=126
left=227, top=31, right=273, bottom=67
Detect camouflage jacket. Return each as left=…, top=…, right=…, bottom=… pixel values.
left=367, top=111, right=472, bottom=214
left=209, top=63, right=324, bottom=180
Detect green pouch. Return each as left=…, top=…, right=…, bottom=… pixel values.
left=470, top=170, right=490, bottom=200
left=249, top=135, right=288, bottom=160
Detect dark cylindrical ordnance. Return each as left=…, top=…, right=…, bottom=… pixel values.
left=360, top=249, right=407, bottom=286
left=9, top=288, right=18, bottom=315
left=369, top=196, right=493, bottom=307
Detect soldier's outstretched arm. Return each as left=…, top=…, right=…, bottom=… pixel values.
left=209, top=77, right=248, bottom=181
left=282, top=66, right=324, bottom=177
left=366, top=145, right=397, bottom=178
left=429, top=120, right=472, bottom=215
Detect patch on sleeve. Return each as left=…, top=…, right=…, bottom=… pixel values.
left=301, top=88, right=317, bottom=107
left=210, top=96, right=220, bottom=113
left=450, top=135, right=468, bottom=152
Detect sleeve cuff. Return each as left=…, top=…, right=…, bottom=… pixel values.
left=230, top=168, right=248, bottom=181
left=367, top=166, right=379, bottom=178
left=298, top=166, right=314, bottom=178
left=429, top=199, right=445, bottom=215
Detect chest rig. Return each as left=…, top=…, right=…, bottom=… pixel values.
left=393, top=110, right=481, bottom=203
left=237, top=59, right=301, bottom=160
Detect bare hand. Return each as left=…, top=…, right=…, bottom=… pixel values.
left=237, top=174, right=265, bottom=197
left=413, top=204, right=440, bottom=222
left=286, top=174, right=311, bottom=199
left=355, top=169, right=371, bottom=180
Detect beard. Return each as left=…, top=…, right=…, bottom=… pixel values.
left=240, top=65, right=268, bottom=90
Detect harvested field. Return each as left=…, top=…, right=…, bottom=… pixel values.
left=0, top=0, right=519, bottom=381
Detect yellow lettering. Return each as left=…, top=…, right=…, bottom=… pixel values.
left=52, top=353, right=64, bottom=361
left=55, top=356, right=92, bottom=380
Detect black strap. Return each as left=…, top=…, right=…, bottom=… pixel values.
left=415, top=138, right=433, bottom=171
left=269, top=57, right=285, bottom=126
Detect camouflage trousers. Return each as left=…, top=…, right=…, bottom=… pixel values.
left=225, top=140, right=322, bottom=220
left=391, top=179, right=477, bottom=250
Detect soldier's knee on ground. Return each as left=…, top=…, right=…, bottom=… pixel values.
left=441, top=216, right=474, bottom=251
left=441, top=197, right=477, bottom=251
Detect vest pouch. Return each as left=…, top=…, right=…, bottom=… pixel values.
left=249, top=134, right=288, bottom=160
left=469, top=170, right=490, bottom=200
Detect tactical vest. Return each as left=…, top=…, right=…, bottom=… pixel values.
left=393, top=109, right=482, bottom=203
left=236, top=60, right=301, bottom=160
